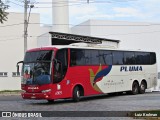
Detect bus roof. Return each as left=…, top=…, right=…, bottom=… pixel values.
left=27, top=44, right=155, bottom=53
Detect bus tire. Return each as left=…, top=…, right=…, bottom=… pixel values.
left=139, top=81, right=146, bottom=94
left=131, top=81, right=139, bottom=95
left=47, top=100, right=54, bottom=103
left=73, top=86, right=81, bottom=102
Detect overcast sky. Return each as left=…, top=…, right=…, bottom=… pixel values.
left=5, top=0, right=160, bottom=25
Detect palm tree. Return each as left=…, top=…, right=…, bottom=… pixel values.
left=0, top=0, right=9, bottom=23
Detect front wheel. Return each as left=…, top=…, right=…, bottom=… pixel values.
left=73, top=86, right=81, bottom=102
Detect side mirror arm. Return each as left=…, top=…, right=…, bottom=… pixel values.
left=16, top=61, right=23, bottom=73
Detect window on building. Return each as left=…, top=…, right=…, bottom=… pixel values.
left=0, top=72, right=8, bottom=77
left=12, top=72, right=21, bottom=77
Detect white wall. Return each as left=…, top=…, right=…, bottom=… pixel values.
left=0, top=12, right=40, bottom=90
left=37, top=33, right=51, bottom=47
left=71, top=20, right=91, bottom=36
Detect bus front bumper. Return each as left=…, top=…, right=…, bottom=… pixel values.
left=21, top=92, right=52, bottom=100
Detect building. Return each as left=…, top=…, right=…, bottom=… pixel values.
left=37, top=32, right=119, bottom=48
left=0, top=12, right=40, bottom=90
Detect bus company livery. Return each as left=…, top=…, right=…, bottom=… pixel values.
left=17, top=45, right=157, bottom=102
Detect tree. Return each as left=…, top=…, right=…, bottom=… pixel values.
left=0, top=0, right=9, bottom=23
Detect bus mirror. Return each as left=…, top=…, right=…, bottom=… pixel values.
left=17, top=65, right=19, bottom=73
left=16, top=61, right=23, bottom=73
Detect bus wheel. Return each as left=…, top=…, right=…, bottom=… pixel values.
left=139, top=81, right=146, bottom=94
left=131, top=82, right=139, bottom=95
left=47, top=100, right=54, bottom=103
left=73, top=86, right=81, bottom=102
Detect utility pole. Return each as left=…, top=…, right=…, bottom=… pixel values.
left=24, top=0, right=28, bottom=53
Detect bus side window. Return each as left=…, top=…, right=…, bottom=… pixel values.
left=70, top=49, right=85, bottom=66
left=124, top=52, right=135, bottom=65
left=113, top=51, right=124, bottom=65
left=150, top=52, right=156, bottom=64
left=135, top=52, right=150, bottom=65
left=56, top=49, right=68, bottom=77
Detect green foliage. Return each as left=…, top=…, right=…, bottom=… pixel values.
left=0, top=90, right=22, bottom=93
left=0, top=0, right=9, bottom=23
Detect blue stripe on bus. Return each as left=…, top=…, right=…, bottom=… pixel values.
left=93, top=65, right=112, bottom=85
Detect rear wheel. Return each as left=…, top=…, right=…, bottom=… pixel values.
left=73, top=86, right=81, bottom=102
left=139, top=81, right=146, bottom=94
left=130, top=81, right=139, bottom=95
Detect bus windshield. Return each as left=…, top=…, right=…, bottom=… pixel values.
left=22, top=50, right=53, bottom=85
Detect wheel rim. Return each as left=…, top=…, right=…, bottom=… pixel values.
left=141, top=84, right=145, bottom=91
left=77, top=90, right=80, bottom=98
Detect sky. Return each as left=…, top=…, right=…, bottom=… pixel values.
left=4, top=0, right=160, bottom=26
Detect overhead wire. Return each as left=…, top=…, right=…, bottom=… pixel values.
left=1, top=22, right=160, bottom=28
left=33, top=0, right=139, bottom=8
left=9, top=1, right=24, bottom=7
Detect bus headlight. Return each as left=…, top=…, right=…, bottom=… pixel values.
left=42, top=89, right=51, bottom=93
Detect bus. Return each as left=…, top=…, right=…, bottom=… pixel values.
left=17, top=44, right=157, bottom=102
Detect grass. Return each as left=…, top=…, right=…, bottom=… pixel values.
left=0, top=90, right=22, bottom=94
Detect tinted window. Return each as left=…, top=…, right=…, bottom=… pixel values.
left=70, top=49, right=100, bottom=66
left=56, top=49, right=68, bottom=67
left=84, top=50, right=91, bottom=65
left=113, top=51, right=124, bottom=65
left=24, top=51, right=52, bottom=62
left=135, top=52, right=150, bottom=64
left=150, top=52, right=156, bottom=64
left=99, top=50, right=112, bottom=65
left=38, top=51, right=53, bottom=61
left=124, top=52, right=135, bottom=64
left=70, top=49, right=85, bottom=66
left=90, top=50, right=100, bottom=65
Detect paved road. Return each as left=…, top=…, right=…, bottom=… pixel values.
left=0, top=92, right=159, bottom=120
